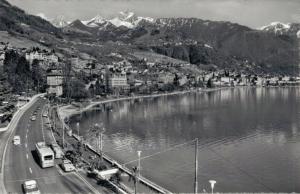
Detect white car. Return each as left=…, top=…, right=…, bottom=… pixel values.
left=31, top=116, right=36, bottom=121
left=23, top=180, right=40, bottom=194
left=61, top=159, right=75, bottom=172
left=42, top=113, right=48, bottom=117
left=13, top=136, right=21, bottom=145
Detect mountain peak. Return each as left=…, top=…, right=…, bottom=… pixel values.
left=108, top=11, right=154, bottom=28
left=260, top=22, right=291, bottom=34
left=118, top=11, right=136, bottom=21
left=51, top=15, right=69, bottom=28
left=260, top=22, right=300, bottom=37
left=82, top=14, right=106, bottom=27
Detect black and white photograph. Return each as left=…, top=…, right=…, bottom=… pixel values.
left=0, top=0, right=299, bottom=193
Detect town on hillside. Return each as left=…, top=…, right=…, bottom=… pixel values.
left=1, top=40, right=300, bottom=129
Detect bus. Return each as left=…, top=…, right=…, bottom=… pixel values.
left=35, top=142, right=54, bottom=168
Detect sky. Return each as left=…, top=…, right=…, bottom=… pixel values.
left=7, top=0, right=300, bottom=28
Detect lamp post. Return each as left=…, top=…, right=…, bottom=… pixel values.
left=134, top=150, right=142, bottom=194
left=76, top=122, right=80, bottom=137
left=209, top=180, right=216, bottom=194
left=194, top=138, right=198, bottom=194
left=137, top=151, right=142, bottom=177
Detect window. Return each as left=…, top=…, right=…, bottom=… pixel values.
left=44, top=155, right=53, bottom=161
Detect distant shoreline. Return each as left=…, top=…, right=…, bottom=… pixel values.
left=58, top=87, right=232, bottom=121
left=58, top=85, right=300, bottom=121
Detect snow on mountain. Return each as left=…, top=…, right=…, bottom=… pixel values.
left=36, top=13, right=48, bottom=20
left=79, top=11, right=154, bottom=29
left=109, top=17, right=134, bottom=28
left=52, top=16, right=70, bottom=28
left=259, top=22, right=291, bottom=34
left=82, top=14, right=106, bottom=27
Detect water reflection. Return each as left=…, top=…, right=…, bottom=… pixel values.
left=70, top=87, right=300, bottom=193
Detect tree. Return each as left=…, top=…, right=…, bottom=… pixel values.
left=94, top=79, right=105, bottom=95
left=173, top=73, right=179, bottom=86
left=64, top=78, right=88, bottom=101
left=207, top=78, right=214, bottom=88
left=88, top=83, right=95, bottom=98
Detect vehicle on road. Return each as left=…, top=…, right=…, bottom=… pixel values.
left=33, top=111, right=37, bottom=115
left=35, top=142, right=54, bottom=168
left=42, top=113, right=48, bottom=117
left=13, top=136, right=21, bottom=145
left=50, top=143, right=64, bottom=159
left=61, top=159, right=75, bottom=172
left=31, top=116, right=36, bottom=121
left=22, top=180, right=40, bottom=194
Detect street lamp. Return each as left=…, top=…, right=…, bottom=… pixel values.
left=134, top=150, right=142, bottom=194
left=137, top=151, right=142, bottom=177
left=209, top=180, right=217, bottom=194
left=76, top=122, right=80, bottom=137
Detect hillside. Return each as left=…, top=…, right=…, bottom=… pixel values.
left=61, top=15, right=299, bottom=74
left=0, top=0, right=299, bottom=75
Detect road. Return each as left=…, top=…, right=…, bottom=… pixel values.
left=3, top=97, right=96, bottom=194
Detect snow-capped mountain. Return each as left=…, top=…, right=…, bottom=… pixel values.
left=81, top=11, right=154, bottom=29
left=48, top=16, right=69, bottom=28
left=109, top=11, right=154, bottom=28
left=49, top=11, right=154, bottom=29
left=82, top=15, right=106, bottom=27
left=260, top=22, right=300, bottom=37
left=260, top=22, right=291, bottom=34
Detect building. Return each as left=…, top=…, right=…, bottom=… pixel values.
left=47, top=69, right=63, bottom=96
left=25, top=51, right=58, bottom=64
left=158, top=73, right=175, bottom=84
left=106, top=73, right=129, bottom=93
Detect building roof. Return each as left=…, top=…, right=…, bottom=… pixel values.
left=47, top=69, right=63, bottom=76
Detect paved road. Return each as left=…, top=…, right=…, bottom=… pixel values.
left=3, top=97, right=96, bottom=194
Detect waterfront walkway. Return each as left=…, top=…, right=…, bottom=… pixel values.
left=49, top=106, right=159, bottom=194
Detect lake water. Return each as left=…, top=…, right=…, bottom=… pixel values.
left=70, top=87, right=300, bottom=193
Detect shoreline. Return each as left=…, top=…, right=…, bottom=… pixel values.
left=59, top=85, right=300, bottom=120
left=58, top=87, right=233, bottom=121
left=56, top=86, right=300, bottom=193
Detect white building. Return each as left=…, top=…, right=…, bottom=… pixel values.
left=106, top=73, right=129, bottom=93
left=47, top=69, right=63, bottom=96
left=26, top=51, right=58, bottom=64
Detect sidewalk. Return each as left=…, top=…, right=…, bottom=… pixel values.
left=0, top=94, right=44, bottom=194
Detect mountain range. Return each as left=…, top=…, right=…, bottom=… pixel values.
left=0, top=0, right=299, bottom=75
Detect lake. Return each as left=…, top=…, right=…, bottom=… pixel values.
left=70, top=87, right=300, bottom=193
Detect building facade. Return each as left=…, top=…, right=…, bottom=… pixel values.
left=106, top=73, right=129, bottom=93
left=47, top=69, right=63, bottom=96
left=26, top=51, right=59, bottom=64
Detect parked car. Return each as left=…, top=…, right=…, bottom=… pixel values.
left=31, top=116, right=36, bottom=121
left=50, top=143, right=64, bottom=159
left=13, top=136, right=21, bottom=145
left=61, top=159, right=75, bottom=172
left=22, top=180, right=40, bottom=194
left=42, top=113, right=48, bottom=117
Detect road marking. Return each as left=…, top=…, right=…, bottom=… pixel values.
left=26, top=154, right=28, bottom=159
left=29, top=167, right=32, bottom=174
